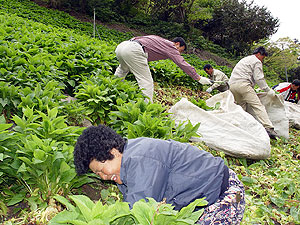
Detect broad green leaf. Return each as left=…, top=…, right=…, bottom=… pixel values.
left=17, top=162, right=27, bottom=173
left=49, top=210, right=79, bottom=224
left=131, top=200, right=154, bottom=225
left=33, top=149, right=46, bottom=161
left=7, top=193, right=25, bottom=206
left=0, top=124, right=12, bottom=131
left=176, top=198, right=207, bottom=220
left=53, top=195, right=77, bottom=211
left=69, top=195, right=94, bottom=222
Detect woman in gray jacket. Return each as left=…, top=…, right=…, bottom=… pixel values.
left=74, top=125, right=245, bottom=224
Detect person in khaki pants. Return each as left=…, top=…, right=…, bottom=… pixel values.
left=203, top=64, right=229, bottom=93
left=114, top=35, right=212, bottom=102
left=229, top=46, right=279, bottom=139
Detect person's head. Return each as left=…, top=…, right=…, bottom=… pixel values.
left=203, top=64, right=214, bottom=75
left=73, top=125, right=126, bottom=184
left=253, top=46, right=268, bottom=62
left=172, top=37, right=187, bottom=54
left=291, top=79, right=300, bottom=90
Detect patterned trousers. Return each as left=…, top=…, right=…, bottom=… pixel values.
left=197, top=169, right=245, bottom=225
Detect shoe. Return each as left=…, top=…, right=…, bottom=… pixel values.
left=265, top=128, right=280, bottom=140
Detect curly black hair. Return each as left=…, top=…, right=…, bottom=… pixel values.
left=73, top=125, right=126, bottom=175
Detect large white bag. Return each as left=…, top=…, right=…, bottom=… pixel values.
left=169, top=91, right=271, bottom=159
left=248, top=93, right=289, bottom=139
left=284, top=101, right=300, bottom=129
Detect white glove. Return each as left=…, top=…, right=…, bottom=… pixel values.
left=267, top=89, right=276, bottom=97
left=206, top=87, right=213, bottom=93
left=198, top=77, right=212, bottom=85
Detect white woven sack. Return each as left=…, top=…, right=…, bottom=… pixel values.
left=284, top=101, right=300, bottom=129
left=169, top=91, right=270, bottom=159
left=249, top=93, right=289, bottom=139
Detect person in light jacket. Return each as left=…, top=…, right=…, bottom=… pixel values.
left=73, top=125, right=245, bottom=224
left=203, top=64, right=229, bottom=93
left=229, top=46, right=279, bottom=139
left=273, top=79, right=300, bottom=104
left=114, top=35, right=211, bottom=102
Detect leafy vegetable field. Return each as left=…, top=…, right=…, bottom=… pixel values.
left=0, top=0, right=299, bottom=224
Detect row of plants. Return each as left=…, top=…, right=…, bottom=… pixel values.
left=0, top=0, right=234, bottom=59
left=0, top=0, right=133, bottom=43
left=0, top=11, right=230, bottom=95
left=0, top=13, right=118, bottom=92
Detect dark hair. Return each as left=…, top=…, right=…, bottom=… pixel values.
left=253, top=46, right=268, bottom=56
left=172, top=37, right=187, bottom=50
left=292, top=79, right=300, bottom=86
left=73, top=125, right=126, bottom=175
left=203, top=64, right=213, bottom=71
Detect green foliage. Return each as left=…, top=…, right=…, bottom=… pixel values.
left=190, top=97, right=214, bottom=110
left=149, top=60, right=203, bottom=90
left=19, top=81, right=65, bottom=113
left=200, top=0, right=279, bottom=55
left=109, top=99, right=200, bottom=142
left=0, top=0, right=133, bottom=43
left=50, top=195, right=207, bottom=225
left=0, top=82, right=21, bottom=120
left=0, top=12, right=119, bottom=94
left=0, top=108, right=93, bottom=208
left=255, top=37, right=300, bottom=82
left=75, top=75, right=144, bottom=125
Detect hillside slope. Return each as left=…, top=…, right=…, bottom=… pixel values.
left=31, top=0, right=233, bottom=67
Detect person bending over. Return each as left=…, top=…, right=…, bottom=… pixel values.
left=203, top=64, right=229, bottom=93
left=273, top=79, right=300, bottom=104
left=114, top=35, right=211, bottom=102
left=73, top=125, right=245, bottom=224
left=229, top=46, right=279, bottom=139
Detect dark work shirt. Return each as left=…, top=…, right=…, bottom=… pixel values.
left=117, top=137, right=227, bottom=210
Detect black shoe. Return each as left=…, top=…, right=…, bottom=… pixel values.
left=265, top=128, right=280, bottom=140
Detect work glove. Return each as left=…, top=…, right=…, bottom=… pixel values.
left=206, top=87, right=213, bottom=93
left=198, top=77, right=212, bottom=85
left=267, top=89, right=276, bottom=97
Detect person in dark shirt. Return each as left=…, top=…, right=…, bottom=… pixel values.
left=74, top=125, right=245, bottom=224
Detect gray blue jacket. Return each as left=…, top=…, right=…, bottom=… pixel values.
left=117, top=137, right=228, bottom=210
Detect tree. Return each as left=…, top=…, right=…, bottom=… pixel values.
left=199, top=0, right=279, bottom=55
left=264, top=37, right=300, bottom=81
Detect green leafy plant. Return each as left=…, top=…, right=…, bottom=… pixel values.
left=0, top=82, right=21, bottom=121
left=49, top=195, right=207, bottom=225
left=110, top=99, right=200, bottom=142
left=18, top=81, right=65, bottom=113
left=75, top=75, right=144, bottom=125
left=0, top=108, right=93, bottom=208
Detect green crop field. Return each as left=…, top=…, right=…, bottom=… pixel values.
left=0, top=0, right=299, bottom=224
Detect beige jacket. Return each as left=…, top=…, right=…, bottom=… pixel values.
left=229, top=55, right=270, bottom=92
left=210, top=69, right=229, bottom=90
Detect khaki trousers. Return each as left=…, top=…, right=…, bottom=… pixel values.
left=114, top=40, right=153, bottom=102
left=230, top=82, right=274, bottom=129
